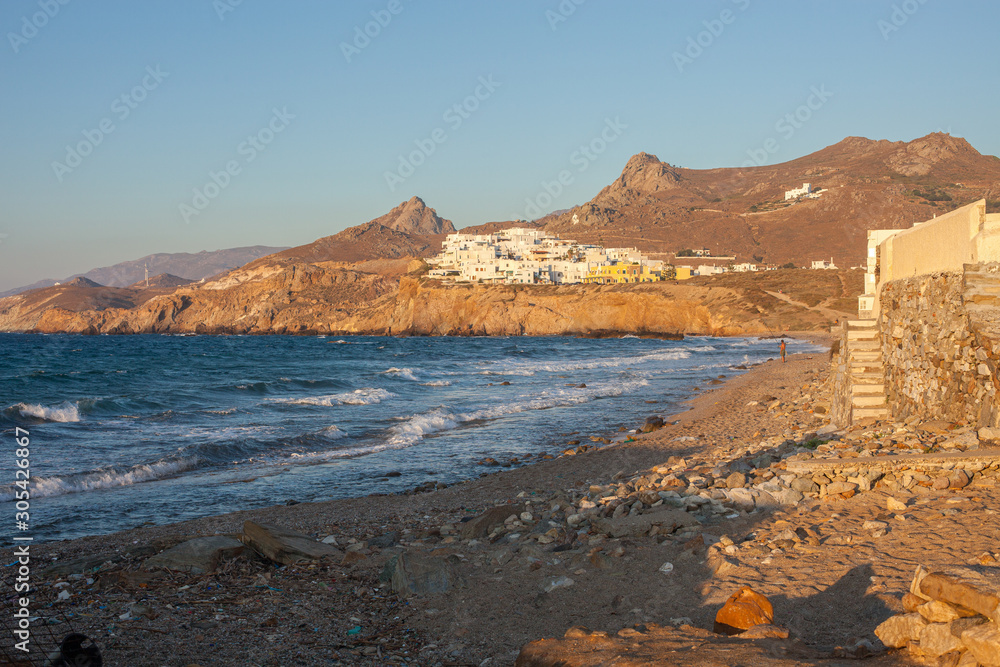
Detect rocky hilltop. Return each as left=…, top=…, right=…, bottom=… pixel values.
left=258, top=196, right=455, bottom=266
left=543, top=132, right=1000, bottom=268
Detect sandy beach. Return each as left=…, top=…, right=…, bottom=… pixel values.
left=8, top=336, right=999, bottom=666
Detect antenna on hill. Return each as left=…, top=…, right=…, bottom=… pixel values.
left=144, top=263, right=149, bottom=288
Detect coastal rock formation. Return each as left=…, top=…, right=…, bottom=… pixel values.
left=0, top=263, right=842, bottom=335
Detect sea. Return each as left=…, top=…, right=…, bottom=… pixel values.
left=0, top=333, right=820, bottom=542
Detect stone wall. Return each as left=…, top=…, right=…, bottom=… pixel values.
left=828, top=326, right=852, bottom=426
left=879, top=269, right=1000, bottom=427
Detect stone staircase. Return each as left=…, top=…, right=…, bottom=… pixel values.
left=844, top=319, right=889, bottom=421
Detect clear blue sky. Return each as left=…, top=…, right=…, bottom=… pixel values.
left=1, top=0, right=998, bottom=290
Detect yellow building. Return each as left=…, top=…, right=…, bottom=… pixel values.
left=585, top=263, right=661, bottom=284
left=674, top=266, right=694, bottom=280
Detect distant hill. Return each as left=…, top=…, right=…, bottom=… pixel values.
left=1, top=245, right=287, bottom=297
left=127, top=273, right=195, bottom=290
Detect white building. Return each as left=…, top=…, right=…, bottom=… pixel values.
left=425, top=227, right=659, bottom=285
left=697, top=264, right=727, bottom=276
left=731, top=263, right=758, bottom=273
left=784, top=183, right=812, bottom=200
left=810, top=258, right=837, bottom=270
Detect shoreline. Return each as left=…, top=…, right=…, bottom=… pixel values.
left=12, top=345, right=862, bottom=665
left=17, top=331, right=829, bottom=546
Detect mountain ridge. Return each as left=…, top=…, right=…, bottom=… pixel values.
left=1, top=132, right=997, bottom=334
left=0, top=245, right=288, bottom=298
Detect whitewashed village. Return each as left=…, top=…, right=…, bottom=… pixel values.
left=426, top=185, right=836, bottom=286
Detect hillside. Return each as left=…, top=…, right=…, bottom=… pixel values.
left=543, top=133, right=1000, bottom=267
left=0, top=245, right=287, bottom=298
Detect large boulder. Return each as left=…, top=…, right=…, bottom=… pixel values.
left=912, top=567, right=1000, bottom=621
left=459, top=504, right=523, bottom=540
left=242, top=521, right=344, bottom=565
left=961, top=622, right=1000, bottom=666
left=640, top=416, right=665, bottom=433
left=874, top=613, right=927, bottom=648
left=714, top=586, right=774, bottom=635
left=144, top=536, right=244, bottom=574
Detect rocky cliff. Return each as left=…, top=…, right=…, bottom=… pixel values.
left=0, top=260, right=841, bottom=336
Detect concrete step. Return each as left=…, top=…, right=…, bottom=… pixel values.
left=846, top=340, right=881, bottom=352
left=847, top=329, right=879, bottom=341
left=852, top=394, right=887, bottom=408
left=852, top=372, right=885, bottom=385
left=851, top=364, right=884, bottom=376
left=847, top=319, right=878, bottom=328
left=852, top=406, right=889, bottom=419
left=849, top=350, right=882, bottom=362
left=851, top=384, right=885, bottom=395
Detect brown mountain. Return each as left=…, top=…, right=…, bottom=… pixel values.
left=544, top=132, right=1000, bottom=267
left=257, top=196, right=456, bottom=267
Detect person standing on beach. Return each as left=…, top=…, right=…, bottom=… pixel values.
left=780, top=339, right=786, bottom=363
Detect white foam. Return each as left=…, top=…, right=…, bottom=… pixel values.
left=319, top=425, right=347, bottom=439
left=14, top=401, right=80, bottom=422
left=483, top=348, right=697, bottom=376
left=267, top=388, right=395, bottom=407
left=382, top=367, right=419, bottom=381
left=385, top=377, right=650, bottom=448
left=2, top=457, right=200, bottom=500
left=420, top=380, right=452, bottom=387
left=386, top=410, right=460, bottom=446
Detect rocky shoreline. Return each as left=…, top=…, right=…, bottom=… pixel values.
left=7, top=343, right=1000, bottom=666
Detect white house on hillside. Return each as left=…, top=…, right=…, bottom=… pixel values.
left=784, top=183, right=812, bottom=200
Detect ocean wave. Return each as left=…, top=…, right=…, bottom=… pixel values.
left=1, top=457, right=199, bottom=501
left=266, top=387, right=395, bottom=407
left=319, top=425, right=347, bottom=439
left=382, top=367, right=419, bottom=381
left=385, top=377, right=650, bottom=448
left=9, top=401, right=80, bottom=423
left=420, top=380, right=452, bottom=387
left=482, top=348, right=696, bottom=376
